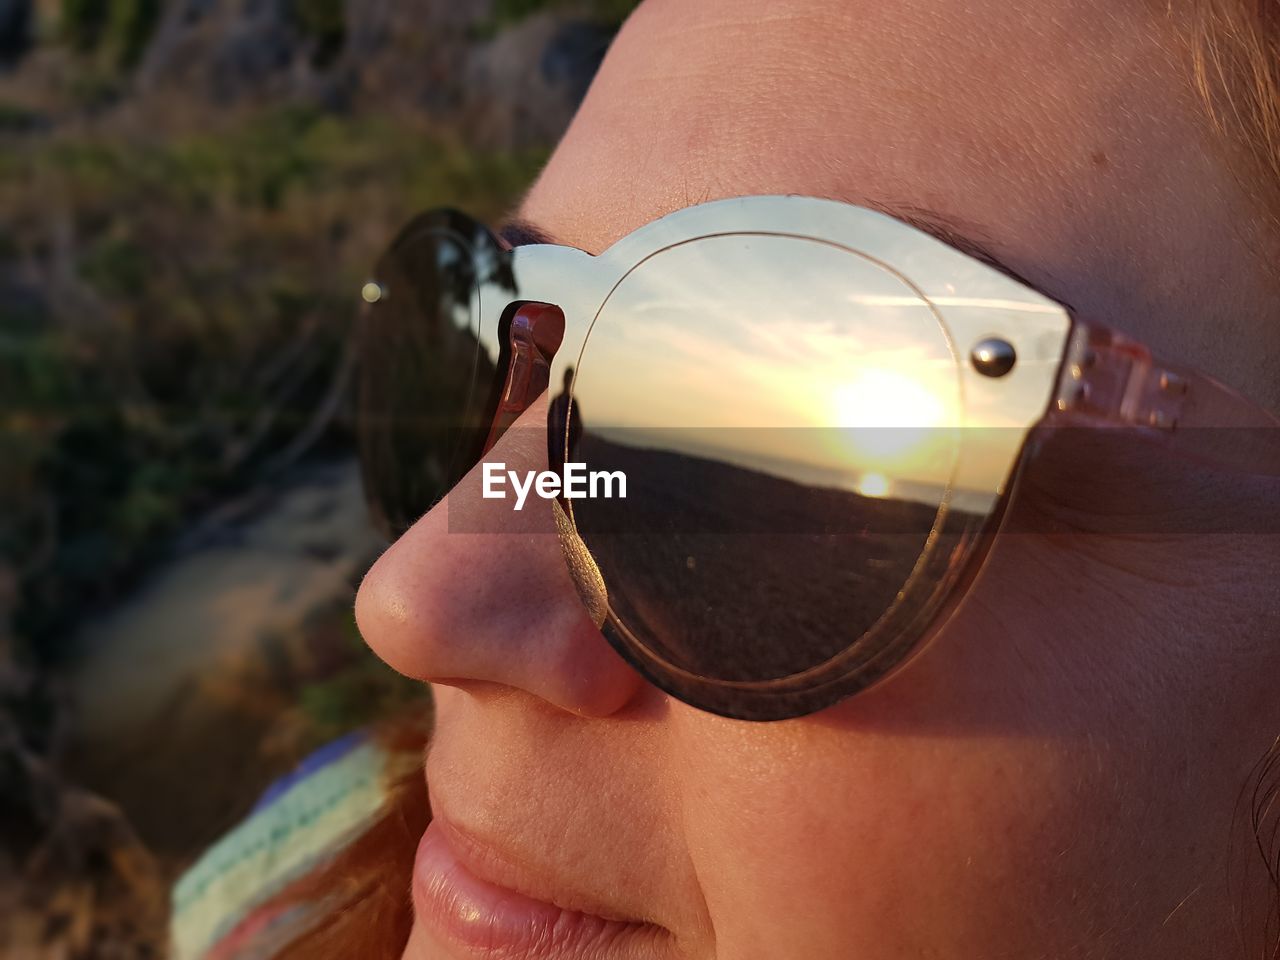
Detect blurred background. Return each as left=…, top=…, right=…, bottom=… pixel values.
left=0, top=0, right=638, bottom=955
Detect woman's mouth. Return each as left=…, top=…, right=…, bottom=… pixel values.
left=412, top=817, right=668, bottom=959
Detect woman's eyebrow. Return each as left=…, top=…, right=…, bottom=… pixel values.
left=856, top=198, right=1050, bottom=295
left=497, top=217, right=557, bottom=249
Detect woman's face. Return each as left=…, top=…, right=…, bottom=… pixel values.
left=356, top=1, right=1280, bottom=957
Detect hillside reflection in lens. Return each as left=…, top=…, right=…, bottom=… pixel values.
left=568, top=234, right=993, bottom=684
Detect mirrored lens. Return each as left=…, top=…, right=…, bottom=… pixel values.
left=357, top=212, right=511, bottom=538
left=568, top=234, right=995, bottom=691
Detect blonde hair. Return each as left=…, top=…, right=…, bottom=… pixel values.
left=1189, top=0, right=1280, bottom=215
left=257, top=6, right=1280, bottom=958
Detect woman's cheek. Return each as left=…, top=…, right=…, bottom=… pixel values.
left=673, top=712, right=1095, bottom=958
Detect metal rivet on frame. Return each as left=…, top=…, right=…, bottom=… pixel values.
left=969, top=338, right=1017, bottom=378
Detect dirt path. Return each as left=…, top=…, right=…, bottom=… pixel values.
left=62, top=458, right=387, bottom=864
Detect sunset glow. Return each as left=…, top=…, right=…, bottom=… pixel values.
left=855, top=472, right=892, bottom=498
left=830, top=368, right=953, bottom=475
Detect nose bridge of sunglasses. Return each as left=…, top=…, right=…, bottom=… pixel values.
left=482, top=302, right=566, bottom=456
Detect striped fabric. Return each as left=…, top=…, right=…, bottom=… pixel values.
left=171, top=733, right=401, bottom=960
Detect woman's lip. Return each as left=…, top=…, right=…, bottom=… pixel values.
left=413, top=818, right=664, bottom=958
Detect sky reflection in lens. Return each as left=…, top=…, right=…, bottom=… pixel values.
left=571, top=235, right=971, bottom=507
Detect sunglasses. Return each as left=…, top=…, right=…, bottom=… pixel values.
left=356, top=195, right=1279, bottom=721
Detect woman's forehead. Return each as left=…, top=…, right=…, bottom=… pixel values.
left=520, top=0, right=1280, bottom=409
left=525, top=0, right=1204, bottom=247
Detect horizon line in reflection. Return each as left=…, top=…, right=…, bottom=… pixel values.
left=578, top=425, right=1001, bottom=515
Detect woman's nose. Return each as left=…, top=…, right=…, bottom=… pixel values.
left=354, top=402, right=646, bottom=718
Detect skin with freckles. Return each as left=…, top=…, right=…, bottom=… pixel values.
left=355, top=0, right=1280, bottom=957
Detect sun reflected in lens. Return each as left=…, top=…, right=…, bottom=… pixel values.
left=855, top=471, right=892, bottom=498
left=831, top=368, right=951, bottom=467
left=833, top=369, right=947, bottom=431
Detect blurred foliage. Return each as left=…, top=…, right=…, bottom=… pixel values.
left=59, top=0, right=164, bottom=69
left=0, top=105, right=547, bottom=664
left=58, top=0, right=107, bottom=54
left=294, top=608, right=426, bottom=750
left=0, top=100, right=43, bottom=132
left=109, top=0, right=163, bottom=69
left=290, top=0, right=345, bottom=68
left=477, top=0, right=639, bottom=38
